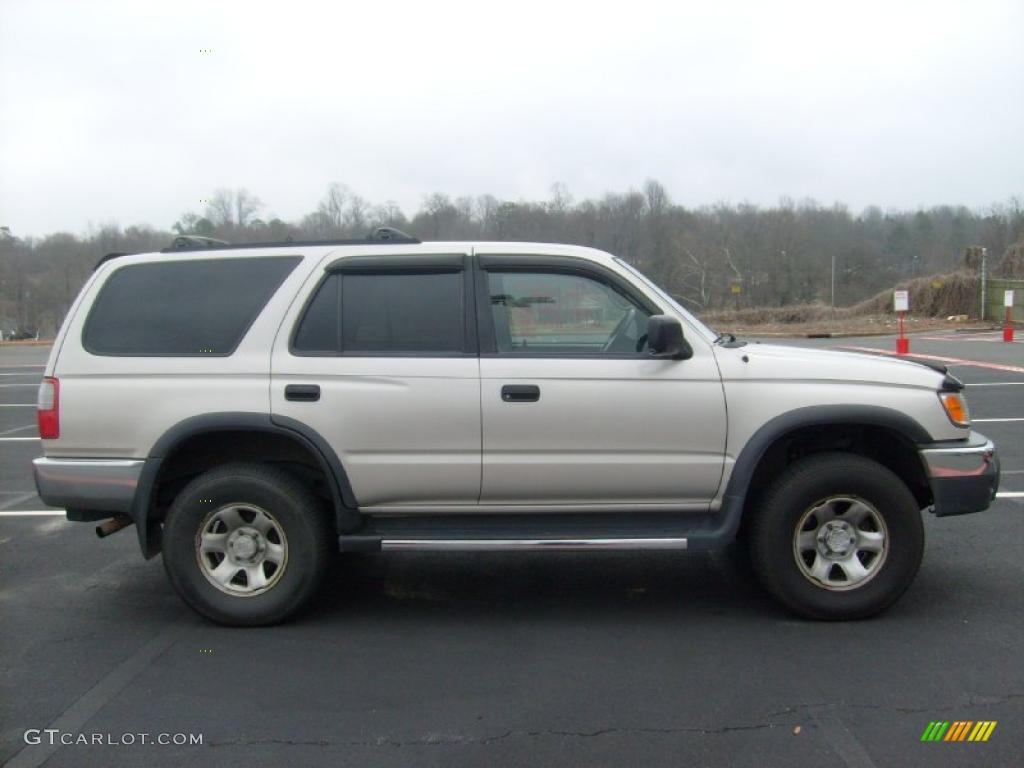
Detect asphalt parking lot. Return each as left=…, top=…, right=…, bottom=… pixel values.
left=1, top=334, right=1021, bottom=768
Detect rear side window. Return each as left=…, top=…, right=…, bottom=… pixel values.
left=83, top=257, right=300, bottom=356
left=292, top=271, right=465, bottom=354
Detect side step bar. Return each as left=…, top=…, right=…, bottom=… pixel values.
left=341, top=536, right=688, bottom=552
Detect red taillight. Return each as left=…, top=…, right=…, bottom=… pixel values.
left=37, top=377, right=59, bottom=439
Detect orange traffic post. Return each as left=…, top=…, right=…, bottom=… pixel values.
left=894, top=290, right=910, bottom=354
left=896, top=311, right=909, bottom=354
left=1004, top=290, right=1016, bottom=342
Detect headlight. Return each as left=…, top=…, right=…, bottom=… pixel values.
left=939, top=391, right=970, bottom=427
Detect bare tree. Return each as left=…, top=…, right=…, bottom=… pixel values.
left=208, top=189, right=235, bottom=226
left=234, top=189, right=263, bottom=228
left=319, top=183, right=349, bottom=231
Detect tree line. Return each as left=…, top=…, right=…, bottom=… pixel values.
left=2, top=181, right=1021, bottom=336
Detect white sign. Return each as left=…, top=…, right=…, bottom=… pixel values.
left=1006, top=290, right=1015, bottom=308
left=894, top=290, right=909, bottom=312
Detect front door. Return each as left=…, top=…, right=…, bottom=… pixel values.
left=477, top=254, right=727, bottom=509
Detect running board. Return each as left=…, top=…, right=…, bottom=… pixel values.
left=338, top=513, right=702, bottom=553
left=377, top=537, right=688, bottom=552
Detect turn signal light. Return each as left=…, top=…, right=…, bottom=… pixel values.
left=939, top=391, right=970, bottom=427
left=37, top=377, right=60, bottom=439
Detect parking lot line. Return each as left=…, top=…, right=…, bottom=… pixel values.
left=0, top=437, right=39, bottom=441
left=0, top=424, right=36, bottom=436
left=2, top=622, right=187, bottom=768
left=0, top=511, right=64, bottom=517
left=0, top=373, right=40, bottom=377
left=966, top=382, right=1024, bottom=387
left=973, top=418, right=1024, bottom=423
left=0, top=404, right=36, bottom=407
left=839, top=346, right=1024, bottom=374
left=0, top=384, right=37, bottom=388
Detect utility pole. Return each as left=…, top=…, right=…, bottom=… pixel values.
left=979, top=247, right=988, bottom=321
left=831, top=252, right=836, bottom=313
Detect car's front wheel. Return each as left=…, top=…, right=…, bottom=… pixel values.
left=749, top=453, right=924, bottom=620
left=162, top=463, right=333, bottom=626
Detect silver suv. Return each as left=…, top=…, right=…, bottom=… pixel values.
left=33, top=230, right=1000, bottom=625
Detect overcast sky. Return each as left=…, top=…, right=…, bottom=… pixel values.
left=1, top=0, right=1022, bottom=237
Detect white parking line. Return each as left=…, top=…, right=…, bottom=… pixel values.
left=966, top=382, right=1024, bottom=387
left=0, top=491, right=41, bottom=510
left=0, top=365, right=45, bottom=370
left=0, top=384, right=37, bottom=388
left=0, top=373, right=40, bottom=377
left=0, top=423, right=36, bottom=436
left=0, top=437, right=39, bottom=441
left=973, top=418, right=1024, bottom=423
left=998, top=492, right=1024, bottom=499
left=0, top=404, right=35, bottom=407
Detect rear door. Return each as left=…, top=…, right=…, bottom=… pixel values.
left=271, top=250, right=481, bottom=510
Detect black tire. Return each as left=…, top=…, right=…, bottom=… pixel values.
left=162, top=463, right=333, bottom=626
left=749, top=453, right=924, bottom=620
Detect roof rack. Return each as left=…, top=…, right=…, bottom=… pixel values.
left=94, top=252, right=129, bottom=271
left=167, top=235, right=230, bottom=249
left=94, top=228, right=422, bottom=270
left=159, top=227, right=420, bottom=252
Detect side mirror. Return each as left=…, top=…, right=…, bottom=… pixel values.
left=646, top=315, right=693, bottom=360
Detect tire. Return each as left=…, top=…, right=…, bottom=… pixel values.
left=162, top=463, right=333, bottom=626
left=749, top=453, right=924, bottom=620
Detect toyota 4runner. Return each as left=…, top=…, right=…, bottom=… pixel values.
left=33, top=229, right=1000, bottom=625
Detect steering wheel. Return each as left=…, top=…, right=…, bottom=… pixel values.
left=601, top=307, right=638, bottom=354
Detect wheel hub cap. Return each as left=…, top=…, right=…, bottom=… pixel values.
left=793, top=496, right=889, bottom=591
left=195, top=504, right=288, bottom=597
left=820, top=521, right=855, bottom=556
left=227, top=527, right=264, bottom=563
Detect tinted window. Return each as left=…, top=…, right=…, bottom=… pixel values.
left=293, top=271, right=464, bottom=354
left=292, top=275, right=340, bottom=353
left=84, top=257, right=300, bottom=355
left=488, top=270, right=650, bottom=355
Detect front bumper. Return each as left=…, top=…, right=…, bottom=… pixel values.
left=919, top=432, right=999, bottom=517
left=32, top=457, right=144, bottom=517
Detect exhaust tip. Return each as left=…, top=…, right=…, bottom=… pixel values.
left=96, top=516, right=133, bottom=538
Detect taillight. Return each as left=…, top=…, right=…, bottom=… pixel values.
left=37, top=377, right=59, bottom=439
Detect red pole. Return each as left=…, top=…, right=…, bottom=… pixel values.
left=1005, top=306, right=1015, bottom=342
left=896, top=311, right=909, bottom=354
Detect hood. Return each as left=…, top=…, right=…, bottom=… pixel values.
left=716, top=342, right=948, bottom=390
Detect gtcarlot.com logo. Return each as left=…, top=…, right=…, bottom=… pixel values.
left=24, top=729, right=203, bottom=746
left=921, top=721, right=997, bottom=742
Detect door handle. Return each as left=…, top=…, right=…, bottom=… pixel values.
left=501, top=384, right=540, bottom=403
left=285, top=384, right=320, bottom=402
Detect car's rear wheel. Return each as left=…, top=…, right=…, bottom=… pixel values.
left=749, top=453, right=924, bottom=620
left=162, top=463, right=333, bottom=626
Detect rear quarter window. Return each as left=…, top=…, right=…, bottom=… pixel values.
left=82, top=256, right=300, bottom=356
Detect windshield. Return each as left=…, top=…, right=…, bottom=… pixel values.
left=614, top=258, right=718, bottom=343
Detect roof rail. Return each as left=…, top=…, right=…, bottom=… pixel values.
left=168, top=235, right=230, bottom=249
left=159, top=227, right=420, bottom=253
left=93, top=252, right=129, bottom=271
left=93, top=228, right=424, bottom=270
